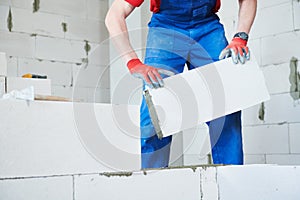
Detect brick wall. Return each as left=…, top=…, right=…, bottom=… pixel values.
left=0, top=0, right=110, bottom=102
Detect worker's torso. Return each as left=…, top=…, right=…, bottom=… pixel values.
left=149, top=0, right=219, bottom=29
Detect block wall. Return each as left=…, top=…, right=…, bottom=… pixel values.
left=0, top=0, right=110, bottom=102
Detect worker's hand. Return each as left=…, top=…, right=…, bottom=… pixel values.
left=127, top=58, right=175, bottom=89
left=219, top=37, right=250, bottom=64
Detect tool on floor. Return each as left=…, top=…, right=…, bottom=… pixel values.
left=22, top=73, right=47, bottom=79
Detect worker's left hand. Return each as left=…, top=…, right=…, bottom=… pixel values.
left=219, top=37, right=250, bottom=64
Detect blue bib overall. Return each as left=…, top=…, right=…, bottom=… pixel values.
left=141, top=0, right=243, bottom=169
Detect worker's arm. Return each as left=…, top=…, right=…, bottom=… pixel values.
left=105, top=0, right=174, bottom=88
left=219, top=0, right=257, bottom=64
left=105, top=0, right=137, bottom=63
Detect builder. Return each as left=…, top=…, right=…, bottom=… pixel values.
left=106, top=0, right=257, bottom=169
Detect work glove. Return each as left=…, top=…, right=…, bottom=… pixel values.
left=127, top=58, right=175, bottom=89
left=219, top=33, right=250, bottom=64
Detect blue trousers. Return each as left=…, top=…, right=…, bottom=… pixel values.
left=140, top=9, right=243, bottom=169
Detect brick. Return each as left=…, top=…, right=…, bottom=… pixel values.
left=201, top=167, right=218, bottom=200
left=0, top=0, right=33, bottom=9
left=220, top=17, right=236, bottom=40
left=0, top=5, right=9, bottom=32
left=242, top=103, right=264, bottom=126
left=261, top=63, right=291, bottom=94
left=289, top=123, right=300, bottom=153
left=6, top=56, right=18, bottom=77
left=0, top=100, right=141, bottom=178
left=73, top=64, right=109, bottom=89
left=266, top=154, right=300, bottom=165
left=218, top=165, right=300, bottom=200
left=184, top=154, right=209, bottom=165
left=87, top=0, right=108, bottom=21
left=0, top=31, right=35, bottom=58
left=75, top=168, right=201, bottom=200
left=218, top=0, right=238, bottom=19
left=65, top=17, right=108, bottom=43
left=35, top=36, right=86, bottom=63
left=11, top=7, right=64, bottom=38
left=0, top=52, right=7, bottom=76
left=261, top=31, right=300, bottom=66
left=18, top=58, right=72, bottom=86
left=6, top=77, right=52, bottom=95
left=251, top=3, right=294, bottom=39
left=248, top=39, right=262, bottom=66
left=294, top=0, right=300, bottom=30
left=243, top=124, right=289, bottom=154
left=0, top=77, right=5, bottom=96
left=0, top=176, right=73, bottom=200
left=257, top=0, right=291, bottom=9
left=51, top=85, right=73, bottom=99
left=244, top=154, right=266, bottom=164
left=169, top=132, right=184, bottom=167
left=88, top=42, right=110, bottom=66
left=182, top=125, right=210, bottom=155
left=39, top=0, right=87, bottom=19
left=264, top=93, right=300, bottom=124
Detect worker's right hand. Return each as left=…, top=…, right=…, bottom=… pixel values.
left=127, top=58, right=175, bottom=89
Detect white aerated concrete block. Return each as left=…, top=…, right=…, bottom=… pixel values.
left=289, top=123, right=300, bottom=153
left=6, top=77, right=51, bottom=95
left=35, top=36, right=86, bottom=63
left=0, top=31, right=35, bottom=58
left=243, top=124, right=289, bottom=154
left=89, top=42, right=110, bottom=66
left=293, top=0, right=300, bottom=30
left=39, top=0, right=87, bottom=19
left=201, top=167, right=218, bottom=200
left=248, top=39, right=262, bottom=66
left=251, top=3, right=293, bottom=39
left=264, top=94, right=300, bottom=124
left=65, top=17, right=108, bottom=43
left=217, top=165, right=300, bottom=200
left=0, top=5, right=9, bottom=31
left=262, top=63, right=291, bottom=94
left=11, top=7, right=64, bottom=38
left=184, top=154, right=209, bottom=165
left=257, top=0, right=290, bottom=9
left=266, top=154, right=300, bottom=165
left=183, top=124, right=210, bottom=155
left=73, top=64, right=109, bottom=89
left=245, top=94, right=300, bottom=125
left=242, top=103, right=264, bottom=126
left=18, top=58, right=72, bottom=86
left=75, top=168, right=201, bottom=200
left=262, top=31, right=300, bottom=66
left=0, top=77, right=5, bottom=97
left=0, top=52, right=7, bottom=76
left=6, top=56, right=18, bottom=77
left=87, top=0, right=108, bottom=21
left=0, top=0, right=33, bottom=9
left=0, top=176, right=73, bottom=200
left=244, top=154, right=266, bottom=164
left=0, top=100, right=140, bottom=178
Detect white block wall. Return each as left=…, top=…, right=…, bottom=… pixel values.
left=184, top=0, right=300, bottom=165
left=0, top=0, right=110, bottom=103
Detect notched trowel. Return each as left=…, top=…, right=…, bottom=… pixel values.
left=143, top=89, right=164, bottom=139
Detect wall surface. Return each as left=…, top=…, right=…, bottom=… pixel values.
left=0, top=0, right=110, bottom=103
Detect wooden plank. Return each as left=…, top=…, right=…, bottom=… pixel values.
left=148, top=58, right=270, bottom=137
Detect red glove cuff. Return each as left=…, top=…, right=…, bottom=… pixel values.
left=127, top=58, right=142, bottom=70
left=232, top=37, right=247, bottom=46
